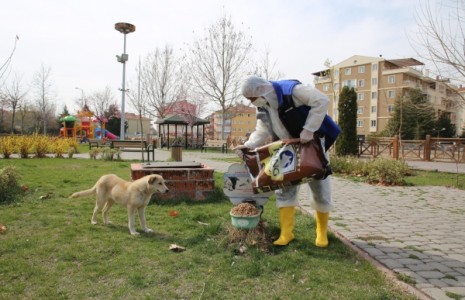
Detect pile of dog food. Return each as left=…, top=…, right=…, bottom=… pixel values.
left=230, top=203, right=259, bottom=216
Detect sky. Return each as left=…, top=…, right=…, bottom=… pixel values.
left=1, top=0, right=422, bottom=117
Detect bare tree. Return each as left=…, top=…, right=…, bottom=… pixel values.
left=253, top=46, right=284, bottom=80
left=323, top=59, right=340, bottom=117
left=87, top=86, right=116, bottom=122
left=17, top=100, right=31, bottom=134
left=140, top=45, right=184, bottom=119
left=127, top=58, right=149, bottom=137
left=0, top=35, right=19, bottom=89
left=32, top=64, right=55, bottom=134
left=411, top=0, right=465, bottom=101
left=0, top=94, right=7, bottom=132
left=174, top=93, right=207, bottom=132
left=186, top=15, right=252, bottom=139
left=2, top=74, right=28, bottom=133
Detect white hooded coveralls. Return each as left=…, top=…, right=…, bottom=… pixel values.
left=242, top=76, right=333, bottom=213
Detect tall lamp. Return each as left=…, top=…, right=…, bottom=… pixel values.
left=114, top=22, right=136, bottom=140
left=75, top=87, right=85, bottom=108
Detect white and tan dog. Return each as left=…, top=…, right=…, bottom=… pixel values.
left=70, top=174, right=169, bottom=235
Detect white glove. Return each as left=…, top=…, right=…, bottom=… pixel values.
left=300, top=129, right=314, bottom=144
left=233, top=145, right=248, bottom=159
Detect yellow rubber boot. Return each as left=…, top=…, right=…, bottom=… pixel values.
left=273, top=207, right=295, bottom=246
left=315, top=211, right=329, bottom=247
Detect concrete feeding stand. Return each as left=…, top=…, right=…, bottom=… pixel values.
left=131, top=162, right=214, bottom=200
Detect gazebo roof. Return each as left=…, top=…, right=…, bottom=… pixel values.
left=156, top=114, right=209, bottom=125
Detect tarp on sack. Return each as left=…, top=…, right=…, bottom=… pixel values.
left=240, top=138, right=331, bottom=194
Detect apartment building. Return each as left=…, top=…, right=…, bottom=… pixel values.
left=229, top=104, right=256, bottom=139
left=209, top=104, right=256, bottom=140
left=124, top=112, right=153, bottom=138
left=313, top=55, right=462, bottom=138
left=458, top=87, right=465, bottom=136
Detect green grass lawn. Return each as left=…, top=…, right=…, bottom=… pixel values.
left=404, top=169, right=465, bottom=189
left=0, top=158, right=418, bottom=299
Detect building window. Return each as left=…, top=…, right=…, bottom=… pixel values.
left=388, top=75, right=395, bottom=84
left=388, top=90, right=396, bottom=98
left=344, top=68, right=351, bottom=75
left=323, top=84, right=329, bottom=91
left=358, top=65, right=365, bottom=73
left=357, top=93, right=364, bottom=101
left=372, top=78, right=378, bottom=85
left=388, top=105, right=395, bottom=112
left=372, top=64, right=378, bottom=71
left=357, top=107, right=364, bottom=114
left=334, top=70, right=339, bottom=78
left=357, top=120, right=364, bottom=127
left=371, top=120, right=377, bottom=127
left=371, top=106, right=377, bottom=113
left=358, top=79, right=365, bottom=87
left=439, top=84, right=445, bottom=93
left=371, top=92, right=377, bottom=99
left=342, top=79, right=356, bottom=88
left=333, top=83, right=339, bottom=91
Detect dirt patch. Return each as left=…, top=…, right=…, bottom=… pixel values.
left=226, top=220, right=273, bottom=253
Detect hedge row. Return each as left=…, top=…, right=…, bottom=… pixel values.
left=0, top=135, right=78, bottom=159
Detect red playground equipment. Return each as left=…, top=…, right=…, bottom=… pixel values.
left=59, top=106, right=117, bottom=141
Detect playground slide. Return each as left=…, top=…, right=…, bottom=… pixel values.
left=104, top=130, right=118, bottom=140
left=94, top=128, right=118, bottom=140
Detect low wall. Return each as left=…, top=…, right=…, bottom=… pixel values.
left=131, top=162, right=215, bottom=200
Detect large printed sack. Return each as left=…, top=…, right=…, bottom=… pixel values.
left=241, top=138, right=331, bottom=194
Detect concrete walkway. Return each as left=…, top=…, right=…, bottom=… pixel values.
left=79, top=149, right=465, bottom=300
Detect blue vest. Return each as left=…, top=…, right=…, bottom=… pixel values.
left=270, top=80, right=341, bottom=151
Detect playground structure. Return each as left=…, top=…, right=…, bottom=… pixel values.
left=59, top=108, right=118, bottom=141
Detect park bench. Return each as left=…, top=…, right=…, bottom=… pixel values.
left=110, top=140, right=156, bottom=161
left=200, top=139, right=228, bottom=153
left=88, top=139, right=110, bottom=150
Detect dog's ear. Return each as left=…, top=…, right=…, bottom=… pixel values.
left=148, top=175, right=158, bottom=184
left=149, top=175, right=161, bottom=184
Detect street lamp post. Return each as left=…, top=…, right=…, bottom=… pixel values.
left=433, top=127, right=446, bottom=139
left=114, top=22, right=136, bottom=140
left=75, top=87, right=85, bottom=108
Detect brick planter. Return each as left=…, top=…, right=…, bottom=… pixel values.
left=131, top=162, right=215, bottom=200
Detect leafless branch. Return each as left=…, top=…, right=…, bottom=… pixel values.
left=185, top=15, right=252, bottom=139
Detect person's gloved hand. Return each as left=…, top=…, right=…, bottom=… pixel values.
left=233, top=145, right=248, bottom=159
left=300, top=129, right=314, bottom=144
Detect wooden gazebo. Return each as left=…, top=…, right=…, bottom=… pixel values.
left=156, top=114, right=209, bottom=149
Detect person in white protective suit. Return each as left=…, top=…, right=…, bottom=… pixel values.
left=237, top=75, right=333, bottom=247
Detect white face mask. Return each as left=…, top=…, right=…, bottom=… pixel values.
left=251, top=97, right=267, bottom=107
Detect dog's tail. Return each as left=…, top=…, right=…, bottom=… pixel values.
left=69, top=186, right=97, bottom=198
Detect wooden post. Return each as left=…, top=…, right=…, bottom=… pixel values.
left=393, top=135, right=399, bottom=160
left=424, top=135, right=431, bottom=161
